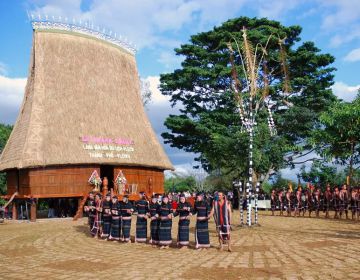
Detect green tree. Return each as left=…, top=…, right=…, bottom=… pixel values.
left=0, top=123, right=13, bottom=194
left=270, top=174, right=297, bottom=191
left=300, top=162, right=346, bottom=188
left=311, top=93, right=360, bottom=184
left=164, top=175, right=196, bottom=193
left=160, top=17, right=336, bottom=185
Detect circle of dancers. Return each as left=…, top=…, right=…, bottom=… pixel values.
left=84, top=191, right=233, bottom=252
left=270, top=184, right=360, bottom=220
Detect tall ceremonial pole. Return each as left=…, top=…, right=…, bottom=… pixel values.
left=227, top=27, right=286, bottom=226
left=233, top=180, right=244, bottom=226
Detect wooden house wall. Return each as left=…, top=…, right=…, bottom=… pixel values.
left=6, top=165, right=164, bottom=198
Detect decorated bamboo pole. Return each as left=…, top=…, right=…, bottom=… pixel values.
left=227, top=27, right=286, bottom=226
left=234, top=180, right=244, bottom=226
left=239, top=182, right=244, bottom=226
left=246, top=182, right=251, bottom=226
left=255, top=182, right=260, bottom=225
left=247, top=128, right=254, bottom=226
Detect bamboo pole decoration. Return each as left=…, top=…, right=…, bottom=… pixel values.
left=278, top=37, right=291, bottom=94
left=242, top=27, right=257, bottom=97
left=227, top=27, right=292, bottom=226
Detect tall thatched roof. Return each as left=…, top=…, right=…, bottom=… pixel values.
left=0, top=26, right=173, bottom=171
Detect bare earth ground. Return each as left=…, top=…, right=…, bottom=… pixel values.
left=0, top=212, right=359, bottom=280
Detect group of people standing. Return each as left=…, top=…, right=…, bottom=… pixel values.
left=270, top=184, right=360, bottom=220
left=84, top=191, right=233, bottom=251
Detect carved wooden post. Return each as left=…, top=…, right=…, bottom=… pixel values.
left=12, top=201, right=18, bottom=220
left=102, top=177, right=109, bottom=196
left=148, top=177, right=153, bottom=195
left=30, top=197, right=37, bottom=222
left=77, top=197, right=83, bottom=218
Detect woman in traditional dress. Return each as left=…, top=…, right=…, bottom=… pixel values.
left=84, top=192, right=96, bottom=231
left=148, top=195, right=160, bottom=246
left=193, top=193, right=211, bottom=250
left=119, top=195, right=134, bottom=243
left=157, top=195, right=173, bottom=249
left=109, top=196, right=121, bottom=241
left=101, top=193, right=112, bottom=239
left=90, top=193, right=102, bottom=238
left=174, top=194, right=192, bottom=248
left=135, top=192, right=149, bottom=243
left=210, top=192, right=232, bottom=252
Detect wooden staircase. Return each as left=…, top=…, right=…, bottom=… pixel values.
left=73, top=194, right=88, bottom=221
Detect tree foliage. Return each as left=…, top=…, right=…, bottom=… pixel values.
left=160, top=17, right=336, bottom=185
left=300, top=162, right=346, bottom=187
left=0, top=123, right=13, bottom=194
left=311, top=93, right=360, bottom=184
left=164, top=175, right=196, bottom=193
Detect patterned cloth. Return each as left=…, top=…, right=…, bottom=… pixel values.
left=110, top=202, right=121, bottom=240
left=149, top=203, right=159, bottom=244
left=213, top=199, right=230, bottom=241
left=193, top=200, right=210, bottom=248
left=174, top=202, right=192, bottom=246
left=101, top=200, right=111, bottom=238
left=135, top=199, right=149, bottom=242
left=157, top=203, right=173, bottom=246
left=119, top=201, right=133, bottom=242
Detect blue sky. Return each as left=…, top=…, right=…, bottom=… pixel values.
left=0, top=0, right=359, bottom=177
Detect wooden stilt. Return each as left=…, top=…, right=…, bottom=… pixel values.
left=12, top=201, right=18, bottom=220
left=30, top=200, right=37, bottom=222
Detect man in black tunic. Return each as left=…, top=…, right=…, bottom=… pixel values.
left=270, top=190, right=277, bottom=216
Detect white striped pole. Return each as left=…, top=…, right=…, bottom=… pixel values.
left=246, top=182, right=251, bottom=226
left=239, top=181, right=244, bottom=225
left=247, top=126, right=254, bottom=226
left=255, top=182, right=260, bottom=225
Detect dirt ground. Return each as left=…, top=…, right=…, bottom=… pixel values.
left=0, top=211, right=359, bottom=280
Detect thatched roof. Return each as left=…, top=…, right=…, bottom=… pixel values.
left=0, top=29, right=173, bottom=171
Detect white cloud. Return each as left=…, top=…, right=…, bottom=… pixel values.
left=0, top=62, right=8, bottom=76
left=0, top=75, right=27, bottom=124
left=344, top=48, right=360, bottom=62
left=332, top=81, right=359, bottom=102
left=319, top=0, right=360, bottom=30
left=157, top=51, right=183, bottom=70
left=317, top=0, right=360, bottom=47
left=255, top=0, right=303, bottom=20
left=27, top=0, right=249, bottom=70
left=145, top=76, right=170, bottom=105
left=143, top=76, right=195, bottom=166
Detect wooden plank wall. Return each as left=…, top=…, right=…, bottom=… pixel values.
left=114, top=166, right=164, bottom=195
left=6, top=165, right=164, bottom=197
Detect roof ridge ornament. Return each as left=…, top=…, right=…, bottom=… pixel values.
left=28, top=13, right=137, bottom=55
